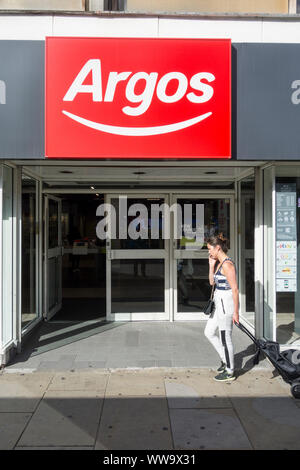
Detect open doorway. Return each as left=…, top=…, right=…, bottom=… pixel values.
left=45, top=193, right=106, bottom=322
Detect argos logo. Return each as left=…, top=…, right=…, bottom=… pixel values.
left=46, top=38, right=231, bottom=159
left=63, top=59, right=215, bottom=114
left=62, top=59, right=215, bottom=136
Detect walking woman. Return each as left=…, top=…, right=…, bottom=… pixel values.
left=204, top=233, right=239, bottom=382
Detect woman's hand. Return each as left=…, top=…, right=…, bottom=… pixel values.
left=233, top=312, right=239, bottom=324
left=208, top=255, right=217, bottom=267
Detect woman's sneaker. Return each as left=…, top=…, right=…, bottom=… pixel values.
left=216, top=361, right=226, bottom=372
left=214, top=370, right=235, bottom=382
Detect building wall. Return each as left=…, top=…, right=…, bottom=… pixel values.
left=0, top=0, right=85, bottom=10
left=127, top=0, right=289, bottom=14
left=1, top=14, right=300, bottom=42
left=0, top=0, right=293, bottom=14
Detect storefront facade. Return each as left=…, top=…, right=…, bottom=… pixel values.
left=1, top=12, right=300, bottom=366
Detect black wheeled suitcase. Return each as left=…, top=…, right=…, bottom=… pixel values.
left=235, top=321, right=300, bottom=399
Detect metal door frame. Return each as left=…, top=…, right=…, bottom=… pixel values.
left=105, top=190, right=235, bottom=322
left=44, top=194, right=62, bottom=321
left=171, top=192, right=235, bottom=321
left=238, top=188, right=255, bottom=325
left=105, top=193, right=170, bottom=321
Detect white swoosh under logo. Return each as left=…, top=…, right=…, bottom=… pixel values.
left=62, top=110, right=212, bottom=136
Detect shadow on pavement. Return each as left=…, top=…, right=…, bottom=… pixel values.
left=0, top=392, right=299, bottom=450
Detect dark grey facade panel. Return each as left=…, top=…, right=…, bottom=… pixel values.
left=234, top=43, right=300, bottom=160
left=0, top=41, right=44, bottom=159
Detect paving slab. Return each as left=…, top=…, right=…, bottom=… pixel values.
left=6, top=358, right=42, bottom=371
left=16, top=446, right=94, bottom=450
left=165, top=369, right=231, bottom=409
left=37, top=354, right=77, bottom=371
left=95, top=397, right=173, bottom=450
left=0, top=413, right=32, bottom=450
left=170, top=408, right=252, bottom=450
left=225, top=370, right=291, bottom=397
left=156, top=360, right=173, bottom=367
left=0, top=372, right=53, bottom=412
left=17, top=390, right=103, bottom=447
left=106, top=359, right=141, bottom=368
left=231, top=396, right=300, bottom=450
left=48, top=370, right=109, bottom=392
left=105, top=370, right=166, bottom=397
left=73, top=361, right=107, bottom=369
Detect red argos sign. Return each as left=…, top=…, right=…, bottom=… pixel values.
left=46, top=38, right=231, bottom=159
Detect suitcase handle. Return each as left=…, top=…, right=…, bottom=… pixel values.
left=234, top=321, right=259, bottom=346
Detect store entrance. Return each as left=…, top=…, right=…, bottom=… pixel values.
left=43, top=190, right=237, bottom=323
left=44, top=193, right=106, bottom=322
left=106, top=192, right=235, bottom=321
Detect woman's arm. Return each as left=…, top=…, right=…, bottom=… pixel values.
left=222, top=262, right=239, bottom=324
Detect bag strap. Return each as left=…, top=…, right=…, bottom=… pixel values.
left=210, top=283, right=216, bottom=300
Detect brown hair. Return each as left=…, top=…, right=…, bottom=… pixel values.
left=206, top=233, right=229, bottom=253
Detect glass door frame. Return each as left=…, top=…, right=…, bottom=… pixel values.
left=238, top=184, right=255, bottom=326
left=21, top=172, right=43, bottom=335
left=43, top=194, right=62, bottom=321
left=0, top=164, right=18, bottom=358
left=20, top=169, right=43, bottom=337
left=171, top=192, right=235, bottom=321
left=105, top=192, right=170, bottom=321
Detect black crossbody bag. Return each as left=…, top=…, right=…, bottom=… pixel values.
left=203, top=283, right=216, bottom=315
left=203, top=258, right=229, bottom=315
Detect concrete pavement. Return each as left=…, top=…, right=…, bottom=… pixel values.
left=0, top=366, right=299, bottom=450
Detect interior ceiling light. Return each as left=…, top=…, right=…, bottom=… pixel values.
left=91, top=186, right=95, bottom=189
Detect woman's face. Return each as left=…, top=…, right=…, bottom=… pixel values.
left=207, top=243, right=220, bottom=259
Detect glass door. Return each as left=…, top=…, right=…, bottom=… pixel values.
left=173, top=194, right=234, bottom=320
left=105, top=194, right=170, bottom=320
left=44, top=195, right=62, bottom=321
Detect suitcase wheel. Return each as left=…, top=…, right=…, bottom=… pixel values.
left=291, top=381, right=300, bottom=399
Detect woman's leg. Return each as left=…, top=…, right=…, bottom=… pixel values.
left=204, top=312, right=226, bottom=365
left=220, top=329, right=234, bottom=374
left=218, top=292, right=235, bottom=374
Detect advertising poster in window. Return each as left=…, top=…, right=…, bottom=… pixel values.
left=276, top=183, right=297, bottom=292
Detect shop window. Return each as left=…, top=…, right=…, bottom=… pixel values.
left=275, top=175, right=300, bottom=346
left=263, top=166, right=300, bottom=346
left=104, top=0, right=125, bottom=10
left=297, top=0, right=300, bottom=13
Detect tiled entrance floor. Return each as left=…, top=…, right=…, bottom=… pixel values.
left=6, top=321, right=270, bottom=372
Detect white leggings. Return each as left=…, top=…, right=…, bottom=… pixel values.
left=204, top=289, right=234, bottom=374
